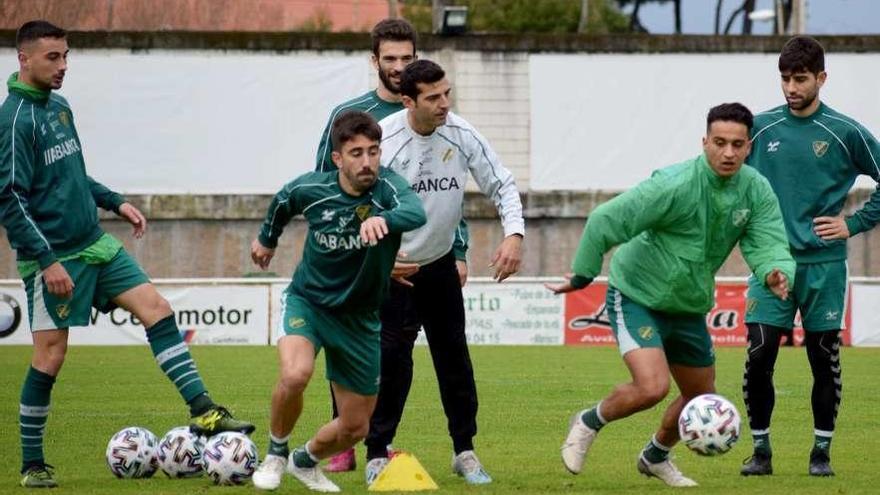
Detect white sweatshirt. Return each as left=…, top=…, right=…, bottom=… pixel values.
left=379, top=109, right=525, bottom=265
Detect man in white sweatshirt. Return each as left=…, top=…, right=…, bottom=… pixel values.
left=363, top=59, right=525, bottom=486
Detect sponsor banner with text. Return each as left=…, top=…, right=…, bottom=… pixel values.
left=564, top=282, right=852, bottom=347
left=0, top=283, right=269, bottom=345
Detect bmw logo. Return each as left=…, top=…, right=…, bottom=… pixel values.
left=0, top=293, right=22, bottom=338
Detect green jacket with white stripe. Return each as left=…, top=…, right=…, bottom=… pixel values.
left=748, top=103, right=880, bottom=263
left=259, top=167, right=426, bottom=311
left=571, top=153, right=795, bottom=315
left=0, top=73, right=124, bottom=270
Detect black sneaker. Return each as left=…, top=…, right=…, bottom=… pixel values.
left=741, top=452, right=773, bottom=476
left=809, top=449, right=835, bottom=477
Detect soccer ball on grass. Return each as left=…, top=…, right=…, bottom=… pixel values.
left=106, top=426, right=159, bottom=478
left=678, top=393, right=741, bottom=456
left=202, top=431, right=258, bottom=485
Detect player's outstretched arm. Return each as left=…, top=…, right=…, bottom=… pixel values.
left=256, top=179, right=303, bottom=252
left=250, top=238, right=275, bottom=270
left=117, top=202, right=147, bottom=239
left=86, top=175, right=126, bottom=213
left=545, top=273, right=593, bottom=294
left=739, top=178, right=796, bottom=291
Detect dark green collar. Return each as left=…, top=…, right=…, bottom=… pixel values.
left=7, top=72, right=50, bottom=102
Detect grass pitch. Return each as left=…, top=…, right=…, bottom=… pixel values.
left=1, top=345, right=877, bottom=494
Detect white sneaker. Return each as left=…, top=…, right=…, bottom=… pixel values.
left=365, top=457, right=389, bottom=486
left=637, top=455, right=698, bottom=487
left=253, top=454, right=287, bottom=490
left=561, top=410, right=598, bottom=474
left=288, top=456, right=340, bottom=493
left=452, top=450, right=492, bottom=484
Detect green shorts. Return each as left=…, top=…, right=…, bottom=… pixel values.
left=746, top=260, right=847, bottom=332
left=606, top=286, right=714, bottom=367
left=281, top=292, right=380, bottom=396
left=24, top=249, right=149, bottom=331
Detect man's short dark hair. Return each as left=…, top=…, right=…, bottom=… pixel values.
left=779, top=36, right=825, bottom=75
left=707, top=102, right=753, bottom=131
left=399, top=60, right=445, bottom=100
left=371, top=18, right=417, bottom=57
left=16, top=20, right=66, bottom=49
left=331, top=111, right=382, bottom=152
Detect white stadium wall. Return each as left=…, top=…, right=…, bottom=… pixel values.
left=5, top=49, right=875, bottom=193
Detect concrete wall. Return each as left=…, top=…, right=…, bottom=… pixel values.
left=1, top=32, right=878, bottom=279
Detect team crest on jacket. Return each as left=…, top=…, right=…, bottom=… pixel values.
left=732, top=209, right=750, bottom=227
left=58, top=111, right=70, bottom=128
left=812, top=140, right=829, bottom=157
left=355, top=205, right=372, bottom=221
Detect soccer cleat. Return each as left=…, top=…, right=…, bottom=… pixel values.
left=637, top=455, right=698, bottom=487
left=452, top=450, right=493, bottom=485
left=809, top=449, right=835, bottom=477
left=561, top=409, right=598, bottom=474
left=189, top=405, right=255, bottom=436
left=325, top=448, right=356, bottom=472
left=288, top=451, right=340, bottom=493
left=20, top=464, right=58, bottom=488
left=365, top=457, right=389, bottom=486
left=740, top=452, right=773, bottom=476
left=253, top=454, right=287, bottom=490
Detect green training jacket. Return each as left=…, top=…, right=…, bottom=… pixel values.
left=749, top=103, right=880, bottom=263
left=571, top=153, right=796, bottom=314
left=0, top=73, right=124, bottom=269
left=259, top=167, right=426, bottom=312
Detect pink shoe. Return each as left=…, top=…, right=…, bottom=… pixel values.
left=325, top=448, right=356, bottom=472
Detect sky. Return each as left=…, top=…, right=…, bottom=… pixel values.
left=630, top=0, right=879, bottom=35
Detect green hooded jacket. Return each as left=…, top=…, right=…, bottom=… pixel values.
left=0, top=73, right=124, bottom=270
left=571, top=153, right=796, bottom=314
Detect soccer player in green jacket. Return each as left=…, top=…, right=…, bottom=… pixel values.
left=0, top=21, right=253, bottom=489
left=314, top=18, right=470, bottom=472
left=250, top=111, right=426, bottom=492
left=549, top=103, right=795, bottom=487
left=740, top=36, right=880, bottom=478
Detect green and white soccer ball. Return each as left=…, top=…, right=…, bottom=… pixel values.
left=678, top=393, right=741, bottom=456
left=105, top=426, right=159, bottom=478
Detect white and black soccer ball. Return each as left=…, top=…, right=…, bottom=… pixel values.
left=678, top=393, right=741, bottom=456
left=105, top=426, right=159, bottom=478
left=202, top=432, right=258, bottom=485
left=156, top=427, right=206, bottom=478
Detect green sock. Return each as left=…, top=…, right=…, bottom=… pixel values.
left=292, top=443, right=319, bottom=468
left=753, top=433, right=772, bottom=455
left=269, top=433, right=290, bottom=458
left=581, top=403, right=607, bottom=431
left=20, top=366, right=55, bottom=472
left=642, top=435, right=670, bottom=464
left=813, top=433, right=832, bottom=453
left=146, top=315, right=211, bottom=415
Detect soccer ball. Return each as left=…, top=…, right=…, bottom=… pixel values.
left=105, top=426, right=159, bottom=478
left=156, top=427, right=206, bottom=478
left=202, top=432, right=258, bottom=485
left=678, top=393, right=741, bottom=456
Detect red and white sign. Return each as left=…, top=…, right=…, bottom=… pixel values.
left=564, top=282, right=852, bottom=347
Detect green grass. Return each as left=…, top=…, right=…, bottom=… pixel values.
left=1, top=345, right=878, bottom=494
